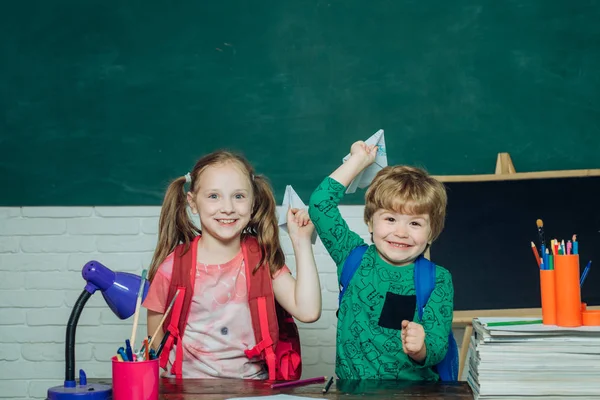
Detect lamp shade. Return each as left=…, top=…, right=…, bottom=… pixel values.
left=82, top=260, right=149, bottom=319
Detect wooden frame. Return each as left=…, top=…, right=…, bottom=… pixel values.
left=427, top=153, right=600, bottom=379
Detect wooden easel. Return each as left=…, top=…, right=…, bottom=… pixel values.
left=433, top=153, right=600, bottom=380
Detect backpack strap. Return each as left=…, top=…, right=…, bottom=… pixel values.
left=159, top=286, right=185, bottom=378
left=159, top=235, right=199, bottom=379
left=242, top=237, right=279, bottom=381
left=414, top=255, right=436, bottom=321
left=413, top=255, right=459, bottom=381
left=338, top=245, right=368, bottom=306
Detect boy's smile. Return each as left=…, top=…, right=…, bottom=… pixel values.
left=368, top=209, right=431, bottom=266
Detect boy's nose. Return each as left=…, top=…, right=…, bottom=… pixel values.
left=394, top=226, right=409, bottom=238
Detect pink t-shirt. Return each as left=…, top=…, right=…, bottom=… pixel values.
left=143, top=246, right=290, bottom=379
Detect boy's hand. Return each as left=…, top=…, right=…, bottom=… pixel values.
left=329, top=140, right=378, bottom=187
left=286, top=208, right=314, bottom=243
left=401, top=320, right=426, bottom=362
left=350, top=141, right=378, bottom=169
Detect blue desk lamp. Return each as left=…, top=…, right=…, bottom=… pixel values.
left=47, top=260, right=149, bottom=399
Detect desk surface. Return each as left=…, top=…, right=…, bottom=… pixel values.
left=96, top=378, right=473, bottom=399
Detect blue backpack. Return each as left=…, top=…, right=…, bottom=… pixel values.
left=339, top=245, right=459, bottom=381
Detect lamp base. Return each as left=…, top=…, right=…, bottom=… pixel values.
left=47, top=383, right=111, bottom=399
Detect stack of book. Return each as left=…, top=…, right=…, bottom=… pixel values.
left=464, top=317, right=600, bottom=400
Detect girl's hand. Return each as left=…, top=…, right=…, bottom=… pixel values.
left=349, top=141, right=378, bottom=169
left=286, top=208, right=314, bottom=243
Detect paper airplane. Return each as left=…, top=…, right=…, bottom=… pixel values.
left=278, top=185, right=317, bottom=244
left=343, top=129, right=387, bottom=193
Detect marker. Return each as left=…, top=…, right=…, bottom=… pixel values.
left=572, top=234, right=578, bottom=255
left=125, top=339, right=133, bottom=362
left=322, top=376, right=334, bottom=394
left=580, top=261, right=592, bottom=287
left=117, top=347, right=129, bottom=362
left=567, top=240, right=572, bottom=255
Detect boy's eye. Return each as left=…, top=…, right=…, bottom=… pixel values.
left=385, top=217, right=395, bottom=222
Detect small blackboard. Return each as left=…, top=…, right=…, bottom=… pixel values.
left=432, top=172, right=600, bottom=312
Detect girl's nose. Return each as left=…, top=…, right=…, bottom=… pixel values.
left=220, top=199, right=234, bottom=212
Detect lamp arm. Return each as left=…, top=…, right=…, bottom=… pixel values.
left=65, top=289, right=93, bottom=384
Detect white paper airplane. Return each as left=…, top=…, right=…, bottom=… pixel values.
left=343, top=129, right=388, bottom=193
left=277, top=185, right=317, bottom=244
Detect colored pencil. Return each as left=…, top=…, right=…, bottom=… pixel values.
left=271, top=376, right=326, bottom=389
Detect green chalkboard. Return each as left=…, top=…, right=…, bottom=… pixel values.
left=1, top=1, right=600, bottom=205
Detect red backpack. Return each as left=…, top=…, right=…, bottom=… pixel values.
left=158, top=235, right=302, bottom=381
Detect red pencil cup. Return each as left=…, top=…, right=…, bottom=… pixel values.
left=112, top=356, right=159, bottom=400
left=539, top=269, right=556, bottom=325
left=554, top=254, right=582, bottom=327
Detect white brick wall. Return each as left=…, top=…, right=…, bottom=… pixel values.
left=0, top=206, right=370, bottom=399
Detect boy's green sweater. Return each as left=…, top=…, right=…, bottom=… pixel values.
left=309, top=177, right=454, bottom=380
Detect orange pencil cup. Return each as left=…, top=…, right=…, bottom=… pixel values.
left=539, top=269, right=556, bottom=325
left=112, top=356, right=159, bottom=400
left=554, top=254, right=582, bottom=327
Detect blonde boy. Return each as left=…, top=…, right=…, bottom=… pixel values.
left=309, top=141, right=453, bottom=380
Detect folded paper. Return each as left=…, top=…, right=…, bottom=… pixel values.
left=278, top=185, right=317, bottom=244
left=343, top=129, right=387, bottom=193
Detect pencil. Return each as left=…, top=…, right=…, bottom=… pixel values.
left=271, top=376, right=326, bottom=389
left=486, top=319, right=542, bottom=327
left=148, top=289, right=181, bottom=350
left=130, top=269, right=147, bottom=348
left=530, top=242, right=541, bottom=267
left=580, top=260, right=592, bottom=287
left=322, top=376, right=334, bottom=394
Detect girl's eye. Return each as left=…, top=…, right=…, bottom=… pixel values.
left=235, top=194, right=245, bottom=200
left=208, top=194, right=218, bottom=199
left=410, top=221, right=422, bottom=227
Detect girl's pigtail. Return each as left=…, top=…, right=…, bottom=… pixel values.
left=148, top=176, right=199, bottom=281
left=247, top=175, right=285, bottom=276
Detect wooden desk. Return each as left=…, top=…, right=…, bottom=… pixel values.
left=95, top=378, right=473, bottom=399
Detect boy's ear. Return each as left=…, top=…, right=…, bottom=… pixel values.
left=367, top=219, right=373, bottom=234
left=186, top=192, right=197, bottom=214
